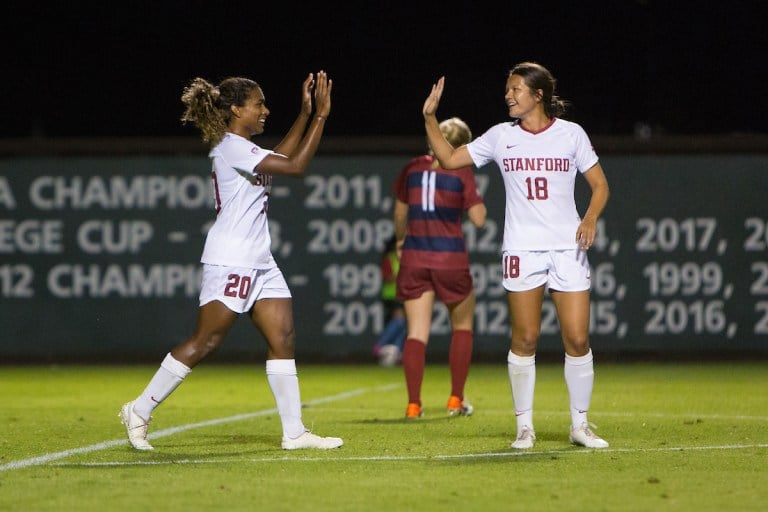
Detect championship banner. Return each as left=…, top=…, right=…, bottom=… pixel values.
left=1, top=155, right=766, bottom=361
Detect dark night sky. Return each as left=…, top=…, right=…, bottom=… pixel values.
left=5, top=1, right=766, bottom=140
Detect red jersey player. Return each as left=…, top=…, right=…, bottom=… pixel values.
left=393, top=117, right=486, bottom=419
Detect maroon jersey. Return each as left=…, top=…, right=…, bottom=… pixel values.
left=393, top=155, right=483, bottom=269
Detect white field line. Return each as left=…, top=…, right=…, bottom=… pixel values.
left=47, top=443, right=768, bottom=467
left=325, top=408, right=768, bottom=422
left=0, top=384, right=399, bottom=473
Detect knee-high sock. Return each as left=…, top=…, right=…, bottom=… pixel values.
left=507, top=351, right=536, bottom=433
left=133, top=353, right=191, bottom=421
left=266, top=359, right=305, bottom=439
left=449, top=330, right=473, bottom=399
left=402, top=338, right=426, bottom=405
left=564, top=349, right=594, bottom=428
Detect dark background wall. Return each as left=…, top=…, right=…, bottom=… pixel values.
left=5, top=1, right=766, bottom=140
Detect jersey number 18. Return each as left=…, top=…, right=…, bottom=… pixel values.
left=525, top=177, right=549, bottom=200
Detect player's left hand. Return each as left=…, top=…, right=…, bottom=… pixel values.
left=576, top=219, right=596, bottom=250
left=314, top=70, right=332, bottom=118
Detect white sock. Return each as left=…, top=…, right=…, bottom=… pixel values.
left=133, top=353, right=191, bottom=421
left=266, top=359, right=305, bottom=439
left=564, top=349, right=594, bottom=428
left=507, top=351, right=536, bottom=434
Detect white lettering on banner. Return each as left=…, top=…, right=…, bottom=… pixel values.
left=29, top=175, right=213, bottom=210
left=0, top=177, right=16, bottom=209
left=0, top=264, right=35, bottom=298
left=0, top=219, right=64, bottom=253
left=47, top=264, right=202, bottom=298
left=76, top=220, right=153, bottom=254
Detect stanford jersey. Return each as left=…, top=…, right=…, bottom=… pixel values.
left=467, top=118, right=598, bottom=251
left=394, top=155, right=483, bottom=269
left=201, top=132, right=276, bottom=268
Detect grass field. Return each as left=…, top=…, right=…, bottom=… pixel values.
left=1, top=361, right=766, bottom=511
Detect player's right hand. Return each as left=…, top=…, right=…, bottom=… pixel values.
left=423, top=76, right=444, bottom=117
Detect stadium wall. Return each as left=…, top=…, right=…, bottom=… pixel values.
left=1, top=136, right=766, bottom=362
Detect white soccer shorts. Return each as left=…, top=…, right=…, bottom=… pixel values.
left=501, top=249, right=591, bottom=293
left=199, top=264, right=292, bottom=313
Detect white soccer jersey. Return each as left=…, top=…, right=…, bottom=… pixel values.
left=200, top=132, right=276, bottom=268
left=467, top=118, right=599, bottom=251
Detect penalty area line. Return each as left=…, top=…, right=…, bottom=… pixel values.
left=0, top=384, right=399, bottom=473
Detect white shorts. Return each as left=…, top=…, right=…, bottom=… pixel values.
left=199, top=264, right=291, bottom=314
left=501, top=249, right=591, bottom=293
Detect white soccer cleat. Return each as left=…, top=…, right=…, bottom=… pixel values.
left=281, top=430, right=344, bottom=450
left=511, top=426, right=536, bottom=449
left=119, top=401, right=154, bottom=451
left=569, top=422, right=609, bottom=448
left=378, top=344, right=401, bottom=367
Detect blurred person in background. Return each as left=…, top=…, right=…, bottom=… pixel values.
left=393, top=117, right=487, bottom=419
left=421, top=62, right=610, bottom=448
left=119, top=71, right=342, bottom=451
left=372, top=235, right=407, bottom=367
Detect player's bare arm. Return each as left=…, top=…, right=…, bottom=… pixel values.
left=393, top=199, right=408, bottom=259
left=576, top=163, right=610, bottom=249
left=468, top=202, right=487, bottom=229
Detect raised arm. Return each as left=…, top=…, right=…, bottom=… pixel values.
left=423, top=77, right=474, bottom=170
left=258, top=71, right=332, bottom=177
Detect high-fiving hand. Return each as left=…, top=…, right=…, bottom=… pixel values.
left=313, top=70, right=332, bottom=118
left=300, top=73, right=313, bottom=117
left=422, top=76, right=445, bottom=117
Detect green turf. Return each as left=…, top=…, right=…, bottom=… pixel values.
left=1, top=362, right=766, bottom=511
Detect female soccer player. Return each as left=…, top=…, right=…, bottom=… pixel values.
left=119, top=71, right=342, bottom=451
left=393, top=117, right=486, bottom=419
left=421, top=62, right=610, bottom=448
